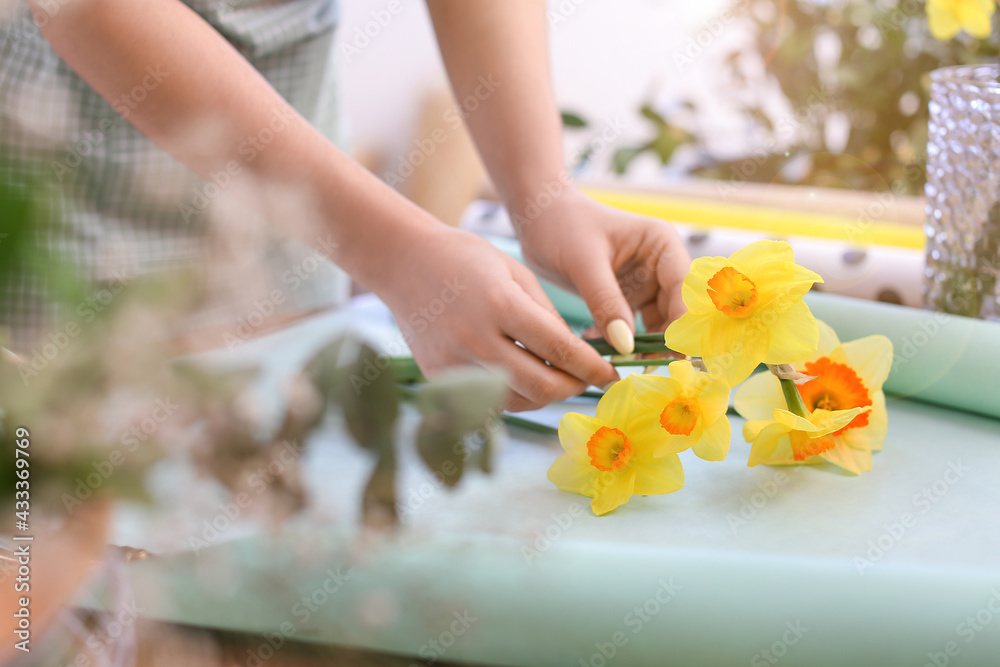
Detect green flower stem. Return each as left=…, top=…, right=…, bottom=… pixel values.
left=780, top=378, right=810, bottom=418
left=584, top=334, right=672, bottom=356
left=582, top=332, right=666, bottom=343
left=585, top=342, right=672, bottom=356
left=502, top=414, right=559, bottom=435
left=578, top=390, right=606, bottom=399
left=390, top=338, right=680, bottom=385
left=609, top=358, right=679, bottom=367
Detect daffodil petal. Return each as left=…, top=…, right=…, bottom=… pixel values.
left=773, top=407, right=861, bottom=436
left=729, top=239, right=795, bottom=272
left=733, top=371, right=785, bottom=421
left=814, top=319, right=841, bottom=359
left=763, top=300, right=820, bottom=365
left=594, top=377, right=635, bottom=428
left=629, top=373, right=681, bottom=411
left=628, top=400, right=687, bottom=456
left=693, top=416, right=731, bottom=461
left=747, top=422, right=790, bottom=467
left=547, top=454, right=597, bottom=495
left=682, top=256, right=732, bottom=313
left=839, top=391, right=888, bottom=452
left=705, top=314, right=769, bottom=386
left=730, top=241, right=821, bottom=310
left=927, top=1, right=961, bottom=39
left=840, top=335, right=894, bottom=391
left=742, top=418, right=773, bottom=443
left=819, top=442, right=872, bottom=475
left=591, top=469, right=637, bottom=515
left=771, top=408, right=823, bottom=433
left=650, top=435, right=694, bottom=457
left=664, top=311, right=712, bottom=357
left=632, top=453, right=685, bottom=495
left=957, top=0, right=993, bottom=37
left=697, top=374, right=732, bottom=424
left=867, top=391, right=888, bottom=452
left=558, top=412, right=607, bottom=464
left=665, top=359, right=703, bottom=390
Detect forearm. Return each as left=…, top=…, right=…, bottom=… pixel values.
left=31, top=0, right=437, bottom=290
left=425, top=0, right=568, bottom=214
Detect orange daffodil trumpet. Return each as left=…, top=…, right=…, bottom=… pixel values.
left=926, top=0, right=994, bottom=41
left=548, top=378, right=686, bottom=515
left=663, top=240, right=823, bottom=387
left=547, top=242, right=893, bottom=515
left=734, top=321, right=893, bottom=475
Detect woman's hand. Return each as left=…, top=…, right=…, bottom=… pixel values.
left=376, top=225, right=620, bottom=412
left=515, top=189, right=691, bottom=346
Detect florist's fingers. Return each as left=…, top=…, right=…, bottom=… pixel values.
left=491, top=339, right=589, bottom=405
left=509, top=260, right=562, bottom=320
left=653, top=225, right=691, bottom=324
left=504, top=390, right=545, bottom=413
left=640, top=303, right=666, bottom=334
left=501, top=296, right=618, bottom=389
left=567, top=259, right=636, bottom=355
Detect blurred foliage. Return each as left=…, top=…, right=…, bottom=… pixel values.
left=571, top=0, right=998, bottom=194
left=612, top=104, right=696, bottom=175
left=307, top=341, right=506, bottom=528
left=560, top=111, right=588, bottom=128
left=0, top=163, right=507, bottom=532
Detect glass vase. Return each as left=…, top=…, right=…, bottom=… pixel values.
left=924, top=64, right=1000, bottom=321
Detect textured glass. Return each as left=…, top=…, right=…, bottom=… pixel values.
left=924, top=65, right=1000, bottom=321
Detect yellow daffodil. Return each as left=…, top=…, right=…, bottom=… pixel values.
left=548, top=378, right=684, bottom=515
left=664, top=240, right=823, bottom=387
left=734, top=320, right=893, bottom=475
left=629, top=360, right=732, bottom=461
left=740, top=406, right=867, bottom=469
left=927, top=0, right=994, bottom=40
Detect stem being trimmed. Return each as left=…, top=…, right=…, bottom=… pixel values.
left=584, top=334, right=672, bottom=357
left=585, top=341, right=672, bottom=356
left=390, top=335, right=681, bottom=384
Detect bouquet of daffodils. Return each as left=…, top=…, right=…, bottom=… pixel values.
left=548, top=241, right=893, bottom=516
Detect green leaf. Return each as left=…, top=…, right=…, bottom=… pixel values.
left=561, top=111, right=589, bottom=128
left=304, top=338, right=348, bottom=404
left=639, top=104, right=667, bottom=126
left=412, top=367, right=506, bottom=485
left=478, top=430, right=496, bottom=474
left=334, top=344, right=400, bottom=452
left=612, top=146, right=646, bottom=175
left=650, top=126, right=691, bottom=164
left=415, top=413, right=465, bottom=488
left=361, top=447, right=398, bottom=528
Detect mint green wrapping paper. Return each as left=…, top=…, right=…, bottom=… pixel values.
left=109, top=303, right=1000, bottom=667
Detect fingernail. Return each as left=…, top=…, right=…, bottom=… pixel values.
left=606, top=319, right=634, bottom=355
left=601, top=379, right=618, bottom=392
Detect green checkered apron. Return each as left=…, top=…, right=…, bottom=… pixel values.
left=0, top=0, right=345, bottom=352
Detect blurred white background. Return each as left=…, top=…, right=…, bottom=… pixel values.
left=335, top=0, right=743, bottom=183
